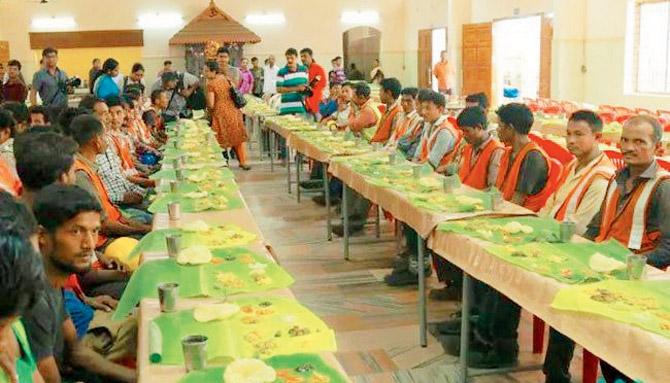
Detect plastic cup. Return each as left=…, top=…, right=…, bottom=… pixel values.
left=166, top=234, right=182, bottom=259
left=168, top=202, right=181, bottom=221
left=488, top=189, right=502, bottom=211
left=169, top=180, right=179, bottom=194
left=388, top=153, right=396, bottom=165
left=158, top=282, right=179, bottom=313
left=559, top=220, right=576, bottom=243
left=181, top=335, right=208, bottom=372
left=626, top=254, right=647, bottom=280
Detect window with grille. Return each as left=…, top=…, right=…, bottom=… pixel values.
left=634, top=1, right=670, bottom=94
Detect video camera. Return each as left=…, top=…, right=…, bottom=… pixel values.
left=300, top=77, right=320, bottom=97
left=59, top=76, right=82, bottom=95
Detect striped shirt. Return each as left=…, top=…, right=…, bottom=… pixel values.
left=276, top=65, right=309, bottom=115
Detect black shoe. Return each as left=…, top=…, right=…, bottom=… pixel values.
left=239, top=164, right=251, bottom=171
left=332, top=223, right=363, bottom=237
left=429, top=286, right=462, bottom=302
left=436, top=318, right=463, bottom=335
left=392, top=252, right=411, bottom=271
left=222, top=151, right=229, bottom=160
left=312, top=195, right=340, bottom=206
left=468, top=339, right=519, bottom=369
left=300, top=180, right=323, bottom=189
left=383, top=268, right=432, bottom=286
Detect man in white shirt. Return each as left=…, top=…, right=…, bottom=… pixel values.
left=262, top=55, right=280, bottom=97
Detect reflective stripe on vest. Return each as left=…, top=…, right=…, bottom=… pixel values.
left=372, top=103, right=402, bottom=143
left=551, top=155, right=615, bottom=221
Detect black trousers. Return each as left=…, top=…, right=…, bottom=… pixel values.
left=543, top=329, right=575, bottom=383
left=475, top=285, right=521, bottom=341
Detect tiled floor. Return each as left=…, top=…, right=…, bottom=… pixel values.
left=233, top=154, right=587, bottom=382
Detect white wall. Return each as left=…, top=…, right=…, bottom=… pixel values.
left=0, top=0, right=406, bottom=83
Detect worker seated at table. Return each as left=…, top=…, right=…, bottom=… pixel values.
left=546, top=115, right=670, bottom=383
left=14, top=131, right=132, bottom=331
left=22, top=185, right=137, bottom=383
left=67, top=115, right=151, bottom=247
left=430, top=106, right=504, bottom=302
left=384, top=90, right=463, bottom=286
left=385, top=87, right=424, bottom=156
left=464, top=92, right=489, bottom=113
left=302, top=83, right=355, bottom=196
left=330, top=80, right=403, bottom=237
left=448, top=103, right=559, bottom=368
left=0, top=193, right=47, bottom=383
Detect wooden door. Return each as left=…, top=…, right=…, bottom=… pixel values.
left=0, top=41, right=9, bottom=66
left=418, top=30, right=432, bottom=88
left=539, top=16, right=553, bottom=98
left=462, top=23, right=492, bottom=101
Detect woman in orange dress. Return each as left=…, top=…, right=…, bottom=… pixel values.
left=204, top=61, right=250, bottom=170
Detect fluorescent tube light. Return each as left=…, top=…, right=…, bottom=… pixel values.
left=245, top=13, right=286, bottom=25
left=341, top=10, right=379, bottom=25
left=138, top=12, right=184, bottom=29
left=31, top=16, right=76, bottom=30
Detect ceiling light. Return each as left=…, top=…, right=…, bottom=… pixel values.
left=341, top=10, right=379, bottom=25
left=245, top=13, right=286, bottom=25
left=138, top=12, right=184, bottom=29
left=31, top=16, right=76, bottom=30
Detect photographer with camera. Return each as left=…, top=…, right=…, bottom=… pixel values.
left=151, top=70, right=200, bottom=122
left=30, top=47, right=74, bottom=121
left=299, top=48, right=326, bottom=120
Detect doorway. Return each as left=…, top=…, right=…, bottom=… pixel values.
left=417, top=27, right=447, bottom=89
left=492, top=15, right=542, bottom=105
left=343, top=26, right=381, bottom=82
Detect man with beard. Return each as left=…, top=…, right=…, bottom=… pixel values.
left=22, top=184, right=136, bottom=383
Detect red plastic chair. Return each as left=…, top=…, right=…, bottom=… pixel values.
left=615, top=114, right=634, bottom=124
left=598, top=111, right=616, bottom=124
left=657, top=109, right=670, bottom=121
left=605, top=150, right=625, bottom=170
left=542, top=105, right=563, bottom=115
left=658, top=158, right=670, bottom=171
left=613, top=106, right=634, bottom=116
left=665, top=124, right=670, bottom=133
left=599, top=105, right=616, bottom=113
left=538, top=138, right=575, bottom=164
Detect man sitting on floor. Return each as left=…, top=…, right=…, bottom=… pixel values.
left=23, top=184, right=137, bottom=383
left=385, top=90, right=463, bottom=286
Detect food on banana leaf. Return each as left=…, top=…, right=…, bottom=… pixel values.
left=224, top=358, right=277, bottom=383
left=183, top=191, right=209, bottom=199
left=193, top=303, right=240, bottom=323
left=181, top=220, right=210, bottom=233
left=177, top=245, right=213, bottom=265
left=216, top=272, right=245, bottom=288
left=589, top=252, right=626, bottom=273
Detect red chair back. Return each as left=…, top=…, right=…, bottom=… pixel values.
left=598, top=111, right=615, bottom=124
left=613, top=106, right=634, bottom=116
left=542, top=105, right=563, bottom=115
left=658, top=158, right=670, bottom=172
left=538, top=138, right=575, bottom=164
left=604, top=150, right=625, bottom=170
left=561, top=101, right=579, bottom=115
left=657, top=109, right=670, bottom=120
left=615, top=114, right=634, bottom=124
left=599, top=105, right=615, bottom=113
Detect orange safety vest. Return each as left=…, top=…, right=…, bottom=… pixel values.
left=0, top=159, right=21, bottom=196
left=371, top=103, right=402, bottom=144
left=594, top=165, right=670, bottom=253
left=417, top=117, right=463, bottom=171
left=388, top=112, right=421, bottom=146
left=551, top=154, right=615, bottom=221
left=495, top=141, right=561, bottom=212
left=109, top=134, right=135, bottom=171
left=458, top=138, right=504, bottom=190
left=74, top=158, right=122, bottom=247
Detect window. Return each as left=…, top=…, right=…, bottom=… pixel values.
left=634, top=1, right=670, bottom=94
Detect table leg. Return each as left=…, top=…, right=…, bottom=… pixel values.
left=323, top=163, right=332, bottom=241
left=343, top=185, right=350, bottom=261
left=375, top=205, right=381, bottom=238
left=296, top=154, right=302, bottom=203
left=270, top=131, right=275, bottom=172
left=459, top=272, right=473, bottom=382
left=287, top=145, right=292, bottom=194
left=257, top=117, right=263, bottom=161
left=418, top=236, right=427, bottom=347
